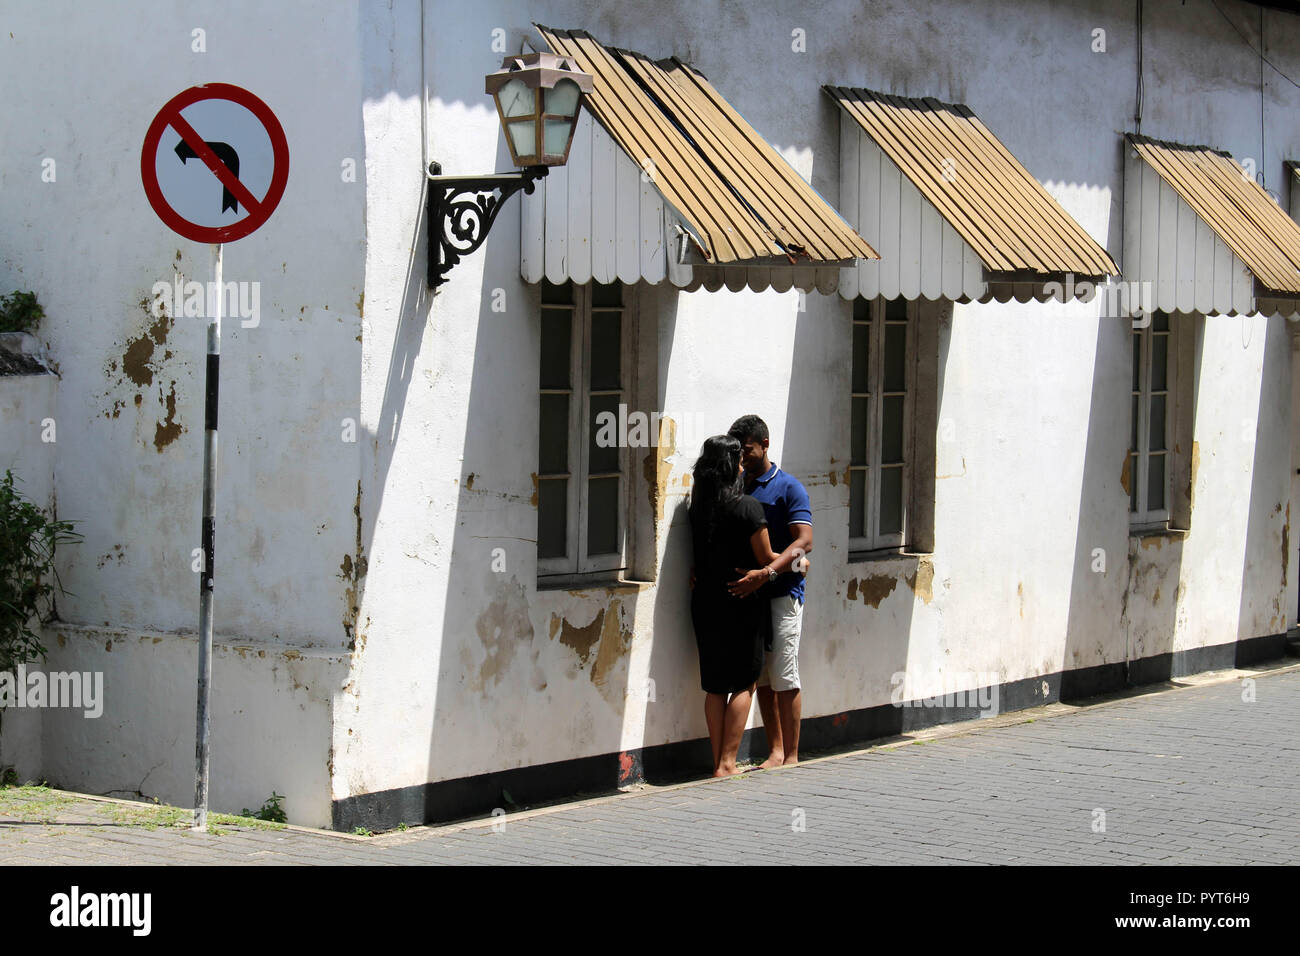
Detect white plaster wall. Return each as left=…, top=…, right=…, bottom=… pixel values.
left=0, top=0, right=366, bottom=647
left=0, top=0, right=369, bottom=820
left=4, top=0, right=1297, bottom=820
left=335, top=0, right=1300, bottom=806
left=39, top=625, right=339, bottom=827
left=1169, top=313, right=1293, bottom=646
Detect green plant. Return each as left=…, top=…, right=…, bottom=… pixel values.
left=240, top=790, right=287, bottom=823
left=0, top=469, right=81, bottom=674
left=396, top=822, right=409, bottom=832
left=109, top=803, right=188, bottom=830
left=0, top=784, right=77, bottom=823
left=210, top=812, right=285, bottom=832
left=0, top=476, right=79, bottom=774
left=352, top=826, right=373, bottom=837
left=0, top=292, right=44, bottom=334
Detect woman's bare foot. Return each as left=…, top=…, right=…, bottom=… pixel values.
left=758, top=753, right=784, bottom=770
left=713, top=763, right=743, bottom=777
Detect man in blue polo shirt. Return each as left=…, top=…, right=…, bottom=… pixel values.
left=726, top=415, right=813, bottom=768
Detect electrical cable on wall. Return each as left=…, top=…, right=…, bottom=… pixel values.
left=1135, top=0, right=1143, bottom=133
left=1260, top=5, right=1266, bottom=191
left=1207, top=0, right=1294, bottom=194
left=1209, top=0, right=1300, bottom=90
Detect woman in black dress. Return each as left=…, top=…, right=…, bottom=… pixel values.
left=689, top=435, right=781, bottom=777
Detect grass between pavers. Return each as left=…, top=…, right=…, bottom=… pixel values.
left=206, top=813, right=287, bottom=835
left=0, top=783, right=287, bottom=835
left=0, top=784, right=81, bottom=824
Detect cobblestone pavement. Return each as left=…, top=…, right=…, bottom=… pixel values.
left=2, top=664, right=1296, bottom=865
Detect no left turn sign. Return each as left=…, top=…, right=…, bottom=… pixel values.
left=140, top=83, right=289, bottom=243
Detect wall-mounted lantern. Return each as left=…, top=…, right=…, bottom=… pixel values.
left=428, top=53, right=594, bottom=288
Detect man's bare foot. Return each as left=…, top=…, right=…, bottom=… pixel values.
left=713, top=764, right=743, bottom=778
left=782, top=754, right=799, bottom=767
left=758, top=753, right=784, bottom=770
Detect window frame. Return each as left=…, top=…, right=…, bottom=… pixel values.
left=848, top=296, right=916, bottom=554
left=1130, top=310, right=1173, bottom=529
left=538, top=281, right=634, bottom=582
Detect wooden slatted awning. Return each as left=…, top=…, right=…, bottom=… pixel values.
left=827, top=86, right=1117, bottom=280
left=1128, top=136, right=1300, bottom=296
left=536, top=25, right=878, bottom=267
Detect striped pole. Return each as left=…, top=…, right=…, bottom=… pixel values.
left=193, top=241, right=221, bottom=830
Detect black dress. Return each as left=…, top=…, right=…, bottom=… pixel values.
left=689, top=494, right=768, bottom=695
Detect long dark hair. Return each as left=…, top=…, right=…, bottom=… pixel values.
left=689, top=435, right=744, bottom=542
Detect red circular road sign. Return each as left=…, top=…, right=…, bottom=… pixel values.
left=141, top=83, right=289, bottom=243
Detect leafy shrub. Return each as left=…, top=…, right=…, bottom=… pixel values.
left=0, top=292, right=44, bottom=335
left=0, top=470, right=80, bottom=673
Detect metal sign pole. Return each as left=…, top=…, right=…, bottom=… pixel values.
left=141, top=84, right=285, bottom=831
left=193, top=241, right=222, bottom=831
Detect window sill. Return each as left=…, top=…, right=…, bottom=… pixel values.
left=536, top=571, right=654, bottom=594
left=847, top=547, right=933, bottom=566
left=1129, top=524, right=1189, bottom=541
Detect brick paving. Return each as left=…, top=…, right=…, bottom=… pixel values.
left=1, top=663, right=1297, bottom=865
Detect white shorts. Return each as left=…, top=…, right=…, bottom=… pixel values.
left=757, top=594, right=803, bottom=692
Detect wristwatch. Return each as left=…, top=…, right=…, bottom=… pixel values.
left=765, top=565, right=777, bottom=582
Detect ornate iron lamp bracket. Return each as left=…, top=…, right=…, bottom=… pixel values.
left=427, top=161, right=549, bottom=289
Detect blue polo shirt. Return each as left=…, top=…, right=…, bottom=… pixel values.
left=746, top=463, right=812, bottom=603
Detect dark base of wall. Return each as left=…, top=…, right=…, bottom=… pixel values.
left=331, top=633, right=1287, bottom=832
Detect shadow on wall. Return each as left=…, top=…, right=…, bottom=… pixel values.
left=331, top=0, right=428, bottom=827
left=1059, top=309, right=1160, bottom=696
left=1061, top=165, right=1196, bottom=696
left=641, top=287, right=726, bottom=780
left=777, top=283, right=922, bottom=746
left=417, top=278, right=696, bottom=816
left=1236, top=314, right=1291, bottom=655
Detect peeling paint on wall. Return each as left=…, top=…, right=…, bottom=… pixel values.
left=105, top=298, right=187, bottom=449
left=553, top=609, right=605, bottom=666
left=904, top=557, right=934, bottom=604
left=473, top=577, right=534, bottom=691
left=642, top=416, right=678, bottom=524
left=342, top=480, right=368, bottom=650
left=152, top=380, right=183, bottom=450
left=590, top=603, right=632, bottom=688
left=122, top=311, right=172, bottom=388
left=852, top=574, right=897, bottom=608
left=549, top=600, right=634, bottom=704
left=1280, top=502, right=1290, bottom=592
